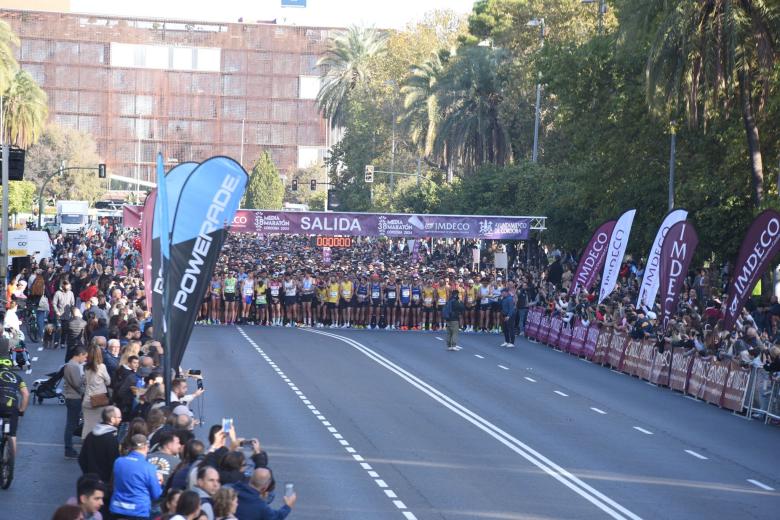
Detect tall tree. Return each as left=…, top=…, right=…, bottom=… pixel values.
left=400, top=52, right=445, bottom=159
left=2, top=69, right=48, bottom=149
left=641, top=0, right=780, bottom=206
left=433, top=45, right=513, bottom=171
left=0, top=20, right=19, bottom=93
left=243, top=151, right=284, bottom=210
left=316, top=26, right=388, bottom=129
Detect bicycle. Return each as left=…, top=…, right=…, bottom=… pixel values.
left=0, top=415, right=14, bottom=489
left=22, top=302, right=40, bottom=344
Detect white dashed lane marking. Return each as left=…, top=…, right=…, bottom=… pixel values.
left=684, top=450, right=708, bottom=460
left=474, top=354, right=484, bottom=359
left=237, top=327, right=416, bottom=519
left=554, top=390, right=569, bottom=397
left=747, top=479, right=774, bottom=491
left=633, top=427, right=653, bottom=435
left=590, top=407, right=607, bottom=415
left=498, top=365, right=509, bottom=370
left=524, top=377, right=537, bottom=383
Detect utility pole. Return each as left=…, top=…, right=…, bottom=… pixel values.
left=1, top=96, right=8, bottom=292
left=668, top=121, right=677, bottom=211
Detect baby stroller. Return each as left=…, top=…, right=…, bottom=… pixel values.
left=32, top=366, right=66, bottom=405
left=3, top=327, right=30, bottom=372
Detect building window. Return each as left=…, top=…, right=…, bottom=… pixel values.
left=110, top=42, right=221, bottom=72
left=299, top=76, right=320, bottom=100
left=297, top=146, right=326, bottom=169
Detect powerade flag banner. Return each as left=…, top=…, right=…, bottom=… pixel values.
left=141, top=190, right=156, bottom=311
left=723, top=209, right=780, bottom=330
left=659, top=220, right=698, bottom=330
left=569, top=220, right=616, bottom=294
left=167, top=156, right=248, bottom=368
left=598, top=209, right=636, bottom=304
left=151, top=162, right=198, bottom=340
left=636, top=209, right=688, bottom=310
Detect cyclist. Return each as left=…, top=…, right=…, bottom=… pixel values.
left=0, top=357, right=30, bottom=460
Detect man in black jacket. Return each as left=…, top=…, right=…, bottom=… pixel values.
left=444, top=292, right=466, bottom=352
left=79, top=406, right=122, bottom=483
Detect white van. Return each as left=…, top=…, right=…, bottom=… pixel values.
left=6, top=230, right=53, bottom=265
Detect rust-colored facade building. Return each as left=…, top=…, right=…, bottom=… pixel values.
left=0, top=7, right=332, bottom=189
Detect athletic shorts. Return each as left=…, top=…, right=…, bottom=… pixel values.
left=423, top=306, right=433, bottom=313
left=244, top=296, right=253, bottom=305
left=255, top=303, right=267, bottom=310
left=270, top=297, right=280, bottom=306
left=356, top=299, right=368, bottom=308
left=0, top=409, right=19, bottom=436
left=410, top=300, right=420, bottom=308
left=300, top=294, right=313, bottom=303
left=491, top=302, right=501, bottom=312
left=223, top=293, right=237, bottom=303
left=327, top=302, right=337, bottom=310
left=465, top=304, right=475, bottom=311
left=371, top=299, right=382, bottom=308
left=284, top=296, right=297, bottom=306
left=400, top=301, right=411, bottom=308
left=339, top=299, right=353, bottom=310
left=480, top=303, right=492, bottom=312
left=385, top=299, right=397, bottom=309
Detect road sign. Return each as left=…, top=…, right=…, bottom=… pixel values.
left=364, top=165, right=374, bottom=183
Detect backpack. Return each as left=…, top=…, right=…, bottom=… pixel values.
left=442, top=300, right=453, bottom=321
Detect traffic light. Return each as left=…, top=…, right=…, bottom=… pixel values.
left=310, top=179, right=317, bottom=191
left=364, top=164, right=374, bottom=183
left=291, top=179, right=298, bottom=191
left=98, top=163, right=106, bottom=178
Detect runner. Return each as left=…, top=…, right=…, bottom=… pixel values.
left=300, top=270, right=316, bottom=327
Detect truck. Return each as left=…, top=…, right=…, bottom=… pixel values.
left=56, top=200, right=90, bottom=234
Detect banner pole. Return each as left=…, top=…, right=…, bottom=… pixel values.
left=156, top=154, right=173, bottom=407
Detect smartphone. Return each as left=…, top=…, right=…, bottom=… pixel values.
left=221, top=418, right=233, bottom=433
left=196, top=379, right=204, bottom=390
left=240, top=440, right=253, bottom=448
left=284, top=482, right=294, bottom=498
left=189, top=369, right=202, bottom=376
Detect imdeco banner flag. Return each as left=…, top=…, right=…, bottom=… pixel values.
left=166, top=156, right=248, bottom=368
left=598, top=209, right=636, bottom=304
left=141, top=190, right=156, bottom=310
left=658, top=220, right=699, bottom=330
left=636, top=209, right=688, bottom=310
left=723, top=209, right=780, bottom=330
left=569, top=219, right=616, bottom=294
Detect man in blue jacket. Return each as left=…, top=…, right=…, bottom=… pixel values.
left=500, top=287, right=517, bottom=348
left=234, top=467, right=296, bottom=520
left=110, top=434, right=162, bottom=520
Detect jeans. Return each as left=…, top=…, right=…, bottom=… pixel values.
left=64, top=398, right=82, bottom=451
left=446, top=320, right=460, bottom=349
left=503, top=315, right=516, bottom=344
left=517, top=308, right=528, bottom=335
left=35, top=310, right=47, bottom=341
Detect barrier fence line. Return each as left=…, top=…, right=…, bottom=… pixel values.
left=523, top=307, right=777, bottom=423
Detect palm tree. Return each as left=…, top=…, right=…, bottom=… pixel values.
left=2, top=69, right=48, bottom=148
left=400, top=52, right=444, bottom=159
left=0, top=20, right=20, bottom=93
left=643, top=0, right=780, bottom=206
left=432, top=45, right=512, bottom=172
left=316, top=26, right=387, bottom=129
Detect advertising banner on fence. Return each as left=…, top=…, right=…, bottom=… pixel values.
left=724, top=209, right=780, bottom=330
left=599, top=210, right=636, bottom=303
left=141, top=190, right=156, bottom=310
left=126, top=208, right=533, bottom=240
left=570, top=220, right=617, bottom=294
left=659, top=220, right=699, bottom=330
left=636, top=209, right=688, bottom=309
left=166, top=157, right=248, bottom=369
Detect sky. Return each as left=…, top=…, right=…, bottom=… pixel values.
left=70, top=0, right=477, bottom=29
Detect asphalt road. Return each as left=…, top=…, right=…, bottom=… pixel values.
left=6, top=326, right=779, bottom=519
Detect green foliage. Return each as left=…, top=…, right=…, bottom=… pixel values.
left=4, top=180, right=36, bottom=215
left=25, top=124, right=106, bottom=204
left=244, top=151, right=284, bottom=210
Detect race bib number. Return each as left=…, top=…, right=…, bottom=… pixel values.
left=481, top=298, right=488, bottom=304
left=412, top=293, right=420, bottom=301
left=424, top=296, right=433, bottom=305
left=372, top=290, right=380, bottom=299
left=401, top=289, right=410, bottom=298
left=342, top=289, right=351, bottom=297
left=330, top=290, right=338, bottom=299
left=387, top=291, right=396, bottom=299
left=438, top=298, right=446, bottom=306
left=256, top=295, right=267, bottom=305
left=271, top=288, right=279, bottom=296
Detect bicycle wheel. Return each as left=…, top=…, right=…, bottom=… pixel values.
left=25, top=316, right=39, bottom=344
left=0, top=435, right=13, bottom=489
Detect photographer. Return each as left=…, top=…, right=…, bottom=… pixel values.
left=170, top=377, right=205, bottom=408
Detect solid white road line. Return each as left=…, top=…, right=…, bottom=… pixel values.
left=474, top=354, right=484, bottom=359
left=435, top=337, right=443, bottom=341
left=633, top=427, right=653, bottom=435
left=684, top=450, right=708, bottom=460
left=237, top=327, right=415, bottom=519
left=590, top=407, right=607, bottom=415
left=306, top=329, right=643, bottom=520
left=746, top=479, right=774, bottom=491
left=554, top=390, right=569, bottom=397
left=498, top=365, right=509, bottom=370
left=524, top=377, right=537, bottom=383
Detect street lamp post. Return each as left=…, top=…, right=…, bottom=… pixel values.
left=668, top=121, right=677, bottom=211
left=527, top=18, right=545, bottom=163
left=581, top=0, right=606, bottom=34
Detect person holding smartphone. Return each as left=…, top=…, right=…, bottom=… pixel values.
left=234, top=467, right=296, bottom=520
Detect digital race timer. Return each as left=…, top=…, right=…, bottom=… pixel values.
left=314, top=236, right=353, bottom=248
